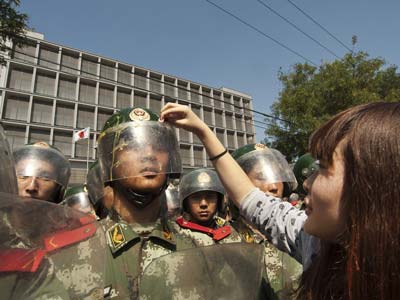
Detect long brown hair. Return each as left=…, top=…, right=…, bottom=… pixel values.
left=297, top=102, right=400, bottom=300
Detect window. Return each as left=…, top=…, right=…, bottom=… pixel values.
left=97, top=109, right=113, bottom=131
left=203, top=108, right=213, bottom=125
left=81, top=57, right=98, bottom=79
left=190, top=84, right=200, bottom=102
left=79, top=81, right=96, bottom=103
left=29, top=128, right=50, bottom=144
left=3, top=125, right=26, bottom=150
left=216, top=129, right=225, bottom=145
left=177, top=81, right=188, bottom=100
left=100, top=62, right=115, bottom=80
left=243, top=99, right=252, bottom=117
left=149, top=96, right=161, bottom=112
left=77, top=106, right=94, bottom=129
left=213, top=91, right=223, bottom=109
left=234, top=96, right=241, bottom=114
left=192, top=106, right=201, bottom=120
left=31, top=99, right=53, bottom=124
left=179, top=145, right=191, bottom=166
left=179, top=128, right=190, bottom=143
left=13, top=42, right=36, bottom=63
left=245, top=118, right=254, bottom=134
left=53, top=131, right=72, bottom=157
left=58, top=76, right=77, bottom=100
left=134, top=69, right=147, bottom=89
left=193, top=147, right=203, bottom=167
left=164, top=78, right=175, bottom=97
left=8, top=68, right=33, bottom=92
left=61, top=51, right=79, bottom=74
left=117, top=88, right=131, bottom=109
left=98, top=84, right=114, bottom=107
left=134, top=93, right=147, bottom=108
left=225, top=113, right=234, bottom=130
left=237, top=133, right=245, bottom=147
left=202, top=88, right=212, bottom=106
left=227, top=131, right=235, bottom=148
left=55, top=103, right=74, bottom=127
left=215, top=110, right=223, bottom=128
left=3, top=95, right=29, bottom=121
left=235, top=114, right=244, bottom=131
left=149, top=74, right=161, bottom=93
left=35, top=72, right=56, bottom=96
left=224, top=93, right=233, bottom=112
left=38, top=46, right=58, bottom=69
left=247, top=135, right=255, bottom=144
left=118, top=66, right=131, bottom=85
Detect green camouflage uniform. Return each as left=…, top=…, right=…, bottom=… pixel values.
left=99, top=208, right=195, bottom=299
left=232, top=216, right=302, bottom=299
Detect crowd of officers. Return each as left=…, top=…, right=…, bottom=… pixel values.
left=0, top=106, right=318, bottom=300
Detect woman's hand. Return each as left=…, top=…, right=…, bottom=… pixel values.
left=160, top=103, right=207, bottom=137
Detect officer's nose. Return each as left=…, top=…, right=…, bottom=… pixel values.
left=199, top=198, right=208, bottom=209
left=26, top=177, right=39, bottom=194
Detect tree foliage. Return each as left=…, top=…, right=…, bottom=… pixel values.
left=0, top=0, right=29, bottom=65
left=264, top=52, right=400, bottom=161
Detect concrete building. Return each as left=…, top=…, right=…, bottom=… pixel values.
left=0, top=32, right=256, bottom=185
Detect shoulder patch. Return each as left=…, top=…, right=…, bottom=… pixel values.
left=107, top=223, right=126, bottom=251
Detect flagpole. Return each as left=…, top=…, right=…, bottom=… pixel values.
left=86, top=128, right=90, bottom=173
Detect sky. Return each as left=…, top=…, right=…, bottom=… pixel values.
left=19, top=0, right=400, bottom=141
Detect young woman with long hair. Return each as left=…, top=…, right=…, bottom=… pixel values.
left=160, top=102, right=400, bottom=300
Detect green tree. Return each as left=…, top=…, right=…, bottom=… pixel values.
left=264, top=51, right=400, bottom=161
left=0, top=0, right=29, bottom=65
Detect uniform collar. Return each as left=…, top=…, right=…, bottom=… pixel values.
left=105, top=218, right=176, bottom=254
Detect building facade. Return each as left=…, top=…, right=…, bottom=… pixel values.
left=0, top=32, right=256, bottom=185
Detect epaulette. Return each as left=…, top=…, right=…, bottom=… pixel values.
left=176, top=216, right=231, bottom=241
left=0, top=215, right=97, bottom=273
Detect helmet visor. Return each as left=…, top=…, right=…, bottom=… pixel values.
left=14, top=146, right=70, bottom=188
left=98, top=121, right=182, bottom=182
left=237, top=149, right=297, bottom=190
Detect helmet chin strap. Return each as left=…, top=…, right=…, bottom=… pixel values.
left=121, top=179, right=169, bottom=209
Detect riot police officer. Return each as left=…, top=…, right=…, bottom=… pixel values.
left=231, top=143, right=302, bottom=299
left=175, top=168, right=242, bottom=246
left=13, top=142, right=70, bottom=203
left=293, top=153, right=319, bottom=198
left=97, top=107, right=194, bottom=299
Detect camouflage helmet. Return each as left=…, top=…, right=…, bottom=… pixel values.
left=97, top=107, right=182, bottom=183
left=179, top=168, right=225, bottom=212
left=0, top=124, right=18, bottom=194
left=61, top=185, right=95, bottom=214
left=293, top=153, right=318, bottom=195
left=232, top=143, right=297, bottom=196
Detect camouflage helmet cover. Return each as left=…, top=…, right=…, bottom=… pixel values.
left=97, top=107, right=182, bottom=183
left=293, top=153, right=318, bottom=195
left=179, top=168, right=225, bottom=211
left=62, top=185, right=93, bottom=212
left=232, top=143, right=297, bottom=191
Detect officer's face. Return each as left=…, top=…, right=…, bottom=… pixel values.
left=16, top=159, right=60, bottom=202
left=113, top=146, right=169, bottom=193
left=187, top=191, right=218, bottom=225
left=247, top=162, right=284, bottom=198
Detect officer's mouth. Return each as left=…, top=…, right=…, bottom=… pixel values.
left=199, top=211, right=210, bottom=217
left=139, top=167, right=160, bottom=178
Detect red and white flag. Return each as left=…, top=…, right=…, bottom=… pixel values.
left=73, top=127, right=90, bottom=142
